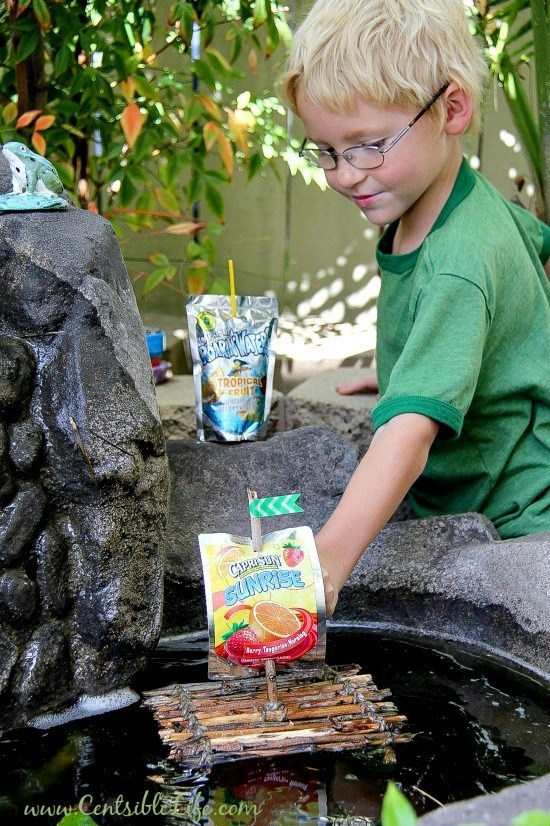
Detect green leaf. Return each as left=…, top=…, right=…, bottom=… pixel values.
left=54, top=162, right=74, bottom=188
left=203, top=169, right=231, bottom=185
left=205, top=47, right=233, bottom=76
left=512, top=813, right=550, bottom=826
left=500, top=52, right=542, bottom=188
left=133, top=73, right=160, bottom=101
left=185, top=98, right=203, bottom=128
left=205, top=183, right=224, bottom=220
left=186, top=239, right=203, bottom=258
left=142, top=266, right=177, bottom=298
left=15, top=27, right=39, bottom=64
left=119, top=173, right=137, bottom=207
left=186, top=173, right=203, bottom=203
left=274, top=16, right=293, bottom=51
left=192, top=58, right=216, bottom=89
left=57, top=813, right=99, bottom=826
left=381, top=783, right=417, bottom=826
left=221, top=621, right=248, bottom=641
left=253, top=0, right=268, bottom=28
left=32, top=0, right=50, bottom=30
left=156, top=187, right=180, bottom=214
left=148, top=252, right=171, bottom=266
left=229, top=31, right=243, bottom=64
left=54, top=45, right=73, bottom=77
left=247, top=151, right=262, bottom=181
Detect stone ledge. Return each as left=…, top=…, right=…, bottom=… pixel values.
left=155, top=374, right=285, bottom=439
left=162, top=426, right=358, bottom=634
left=419, top=772, right=550, bottom=823
left=338, top=516, right=550, bottom=679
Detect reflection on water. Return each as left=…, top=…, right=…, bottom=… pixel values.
left=0, top=629, right=549, bottom=824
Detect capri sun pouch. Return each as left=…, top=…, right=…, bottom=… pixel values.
left=200, top=526, right=326, bottom=680
left=186, top=294, right=278, bottom=442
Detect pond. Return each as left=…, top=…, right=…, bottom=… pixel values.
left=1, top=627, right=548, bottom=824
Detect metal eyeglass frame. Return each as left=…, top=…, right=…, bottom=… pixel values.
left=299, top=83, right=450, bottom=171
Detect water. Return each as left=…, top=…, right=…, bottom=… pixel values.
left=0, top=628, right=548, bottom=824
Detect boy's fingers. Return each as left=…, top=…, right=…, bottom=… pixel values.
left=321, top=567, right=338, bottom=619
left=336, top=375, right=378, bottom=395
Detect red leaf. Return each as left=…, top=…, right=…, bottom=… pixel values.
left=188, top=266, right=205, bottom=294
left=120, top=102, right=145, bottom=150
left=16, top=109, right=41, bottom=129
left=120, top=79, right=136, bottom=104
left=34, top=114, right=55, bottom=131
left=31, top=130, right=46, bottom=155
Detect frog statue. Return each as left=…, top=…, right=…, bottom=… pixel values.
left=0, top=141, right=67, bottom=212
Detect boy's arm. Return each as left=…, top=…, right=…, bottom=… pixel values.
left=316, top=412, right=439, bottom=615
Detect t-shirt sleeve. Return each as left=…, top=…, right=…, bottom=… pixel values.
left=508, top=201, right=550, bottom=264
left=372, top=274, right=490, bottom=439
left=541, top=221, right=550, bottom=263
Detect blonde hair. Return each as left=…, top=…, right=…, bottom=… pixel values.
left=281, top=0, right=488, bottom=132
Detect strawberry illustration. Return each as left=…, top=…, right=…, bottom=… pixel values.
left=283, top=544, right=304, bottom=567
left=225, top=627, right=261, bottom=662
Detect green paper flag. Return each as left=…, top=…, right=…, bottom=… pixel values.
left=249, top=493, right=303, bottom=518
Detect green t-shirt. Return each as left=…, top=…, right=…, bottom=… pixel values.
left=372, top=158, right=550, bottom=538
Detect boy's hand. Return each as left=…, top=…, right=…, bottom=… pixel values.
left=336, top=374, right=378, bottom=395
left=321, top=567, right=338, bottom=619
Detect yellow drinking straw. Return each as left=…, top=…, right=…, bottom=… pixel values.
left=228, top=259, right=237, bottom=317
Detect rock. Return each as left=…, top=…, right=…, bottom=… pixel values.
left=419, top=773, right=550, bottom=823
left=284, top=367, right=379, bottom=457
left=0, top=570, right=37, bottom=624
left=0, top=206, right=169, bottom=729
left=67, top=499, right=165, bottom=693
left=8, top=420, right=43, bottom=476
left=336, top=516, right=550, bottom=678
left=35, top=522, right=68, bottom=618
left=162, top=425, right=358, bottom=632
left=0, top=627, right=18, bottom=695
left=13, top=621, right=71, bottom=714
left=0, top=151, right=11, bottom=195
left=0, top=484, right=46, bottom=566
left=0, top=423, right=14, bottom=503
left=0, top=335, right=35, bottom=419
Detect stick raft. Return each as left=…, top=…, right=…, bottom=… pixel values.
left=142, top=664, right=410, bottom=768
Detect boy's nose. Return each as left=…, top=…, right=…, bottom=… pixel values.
left=330, top=158, right=368, bottom=189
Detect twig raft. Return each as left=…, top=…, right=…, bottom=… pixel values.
left=142, top=664, right=411, bottom=769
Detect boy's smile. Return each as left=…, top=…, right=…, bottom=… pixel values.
left=296, top=89, right=464, bottom=253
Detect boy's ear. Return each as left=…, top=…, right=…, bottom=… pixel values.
left=443, top=83, right=473, bottom=135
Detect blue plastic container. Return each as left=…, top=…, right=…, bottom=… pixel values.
left=145, top=329, right=166, bottom=358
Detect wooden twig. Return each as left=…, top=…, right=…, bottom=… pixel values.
left=142, top=664, right=410, bottom=768
left=87, top=428, right=135, bottom=458
left=69, top=416, right=97, bottom=484
left=247, top=487, right=280, bottom=710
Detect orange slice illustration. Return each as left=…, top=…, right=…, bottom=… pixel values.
left=216, top=545, right=247, bottom=581
left=249, top=600, right=301, bottom=642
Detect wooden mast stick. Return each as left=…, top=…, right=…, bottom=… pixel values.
left=247, top=487, right=279, bottom=708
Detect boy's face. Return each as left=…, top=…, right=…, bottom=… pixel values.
left=296, top=91, right=454, bottom=231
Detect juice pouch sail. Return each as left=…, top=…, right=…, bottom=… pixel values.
left=200, top=527, right=326, bottom=679
left=186, top=295, right=278, bottom=442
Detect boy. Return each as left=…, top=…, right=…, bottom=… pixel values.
left=281, top=0, right=550, bottom=617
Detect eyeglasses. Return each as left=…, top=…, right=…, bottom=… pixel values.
left=299, top=83, right=450, bottom=171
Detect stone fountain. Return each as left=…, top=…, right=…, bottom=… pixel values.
left=162, top=422, right=550, bottom=820
left=0, top=152, right=169, bottom=729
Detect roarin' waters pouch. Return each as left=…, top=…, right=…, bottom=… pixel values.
left=186, top=294, right=278, bottom=442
